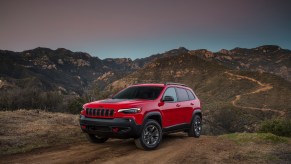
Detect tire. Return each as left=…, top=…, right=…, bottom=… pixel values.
left=134, top=119, right=162, bottom=150
left=188, top=115, right=202, bottom=138
left=86, top=133, right=109, bottom=143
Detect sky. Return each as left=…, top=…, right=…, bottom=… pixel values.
left=1, top=0, right=291, bottom=59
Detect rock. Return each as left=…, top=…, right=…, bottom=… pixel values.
left=58, top=59, right=64, bottom=65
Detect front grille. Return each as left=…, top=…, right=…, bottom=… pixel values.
left=86, top=108, right=114, bottom=118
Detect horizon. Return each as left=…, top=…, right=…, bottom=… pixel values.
left=0, top=44, right=288, bottom=60
left=1, top=0, right=291, bottom=59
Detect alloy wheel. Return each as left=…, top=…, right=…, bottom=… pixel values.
left=143, top=125, right=160, bottom=146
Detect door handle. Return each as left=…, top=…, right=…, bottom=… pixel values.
left=190, top=103, right=194, bottom=105
left=176, top=104, right=181, bottom=107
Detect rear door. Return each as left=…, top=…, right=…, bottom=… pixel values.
left=185, top=89, right=199, bottom=123
left=175, top=87, right=190, bottom=124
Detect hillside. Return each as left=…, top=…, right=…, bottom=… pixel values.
left=0, top=48, right=138, bottom=111
left=0, top=47, right=135, bottom=95
left=189, top=45, right=291, bottom=82
left=0, top=47, right=188, bottom=112
left=0, top=47, right=189, bottom=96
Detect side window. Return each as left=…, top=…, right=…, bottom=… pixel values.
left=176, top=88, right=189, bottom=101
left=162, top=87, right=177, bottom=102
left=187, top=90, right=196, bottom=100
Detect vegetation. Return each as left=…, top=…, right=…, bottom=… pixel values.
left=220, top=132, right=289, bottom=144
left=259, top=119, right=291, bottom=137
left=0, top=87, right=64, bottom=112
left=0, top=79, right=104, bottom=114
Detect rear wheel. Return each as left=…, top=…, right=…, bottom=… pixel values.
left=188, top=115, right=202, bottom=138
left=134, top=119, right=162, bottom=150
left=86, top=134, right=109, bottom=143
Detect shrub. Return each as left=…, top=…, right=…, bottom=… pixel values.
left=259, top=119, right=291, bottom=137
left=68, top=97, right=87, bottom=114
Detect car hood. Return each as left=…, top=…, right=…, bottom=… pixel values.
left=84, top=99, right=150, bottom=107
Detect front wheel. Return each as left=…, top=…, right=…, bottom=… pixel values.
left=134, top=119, right=162, bottom=150
left=86, top=134, right=109, bottom=143
left=188, top=115, right=202, bottom=138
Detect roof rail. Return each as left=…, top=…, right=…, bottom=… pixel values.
left=164, top=82, right=187, bottom=87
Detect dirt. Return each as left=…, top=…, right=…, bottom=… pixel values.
left=1, top=133, right=289, bottom=164
left=225, top=71, right=285, bottom=117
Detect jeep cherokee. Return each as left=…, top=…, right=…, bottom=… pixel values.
left=79, top=83, right=202, bottom=150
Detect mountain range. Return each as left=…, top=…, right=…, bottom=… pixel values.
left=1, top=45, right=290, bottom=93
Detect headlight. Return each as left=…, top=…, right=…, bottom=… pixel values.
left=118, top=108, right=141, bottom=114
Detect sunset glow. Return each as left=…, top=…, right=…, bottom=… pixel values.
left=1, top=0, right=290, bottom=59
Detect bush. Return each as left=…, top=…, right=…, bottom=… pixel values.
left=68, top=97, right=87, bottom=114
left=259, top=119, right=291, bottom=137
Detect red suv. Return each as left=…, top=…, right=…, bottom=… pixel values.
left=80, top=83, right=202, bottom=150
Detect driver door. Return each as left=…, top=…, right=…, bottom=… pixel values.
left=160, top=87, right=181, bottom=127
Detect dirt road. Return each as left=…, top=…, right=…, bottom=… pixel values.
left=225, top=71, right=285, bottom=116
left=0, top=134, right=226, bottom=164
left=2, top=133, right=289, bottom=164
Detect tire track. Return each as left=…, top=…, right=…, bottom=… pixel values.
left=225, top=71, right=285, bottom=117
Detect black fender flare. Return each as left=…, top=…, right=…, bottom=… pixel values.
left=143, top=111, right=162, bottom=126
left=191, top=109, right=202, bottom=122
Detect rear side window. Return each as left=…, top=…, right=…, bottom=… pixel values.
left=187, top=90, right=196, bottom=100
left=176, top=88, right=189, bottom=101
left=163, top=87, right=177, bottom=102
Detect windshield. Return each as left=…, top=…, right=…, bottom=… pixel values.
left=112, top=86, right=163, bottom=100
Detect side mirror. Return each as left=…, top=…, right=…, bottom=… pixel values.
left=162, top=96, right=174, bottom=102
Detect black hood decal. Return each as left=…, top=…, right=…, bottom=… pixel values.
left=100, top=99, right=128, bottom=103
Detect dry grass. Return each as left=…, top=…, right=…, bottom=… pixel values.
left=0, top=109, right=86, bottom=156
left=220, top=132, right=289, bottom=144
left=219, top=133, right=291, bottom=162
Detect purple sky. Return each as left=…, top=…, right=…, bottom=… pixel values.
left=1, top=0, right=291, bottom=59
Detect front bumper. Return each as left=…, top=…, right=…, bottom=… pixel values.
left=79, top=116, right=142, bottom=139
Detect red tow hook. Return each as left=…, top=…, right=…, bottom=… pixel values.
left=112, top=127, right=119, bottom=133
left=81, top=125, right=86, bottom=129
